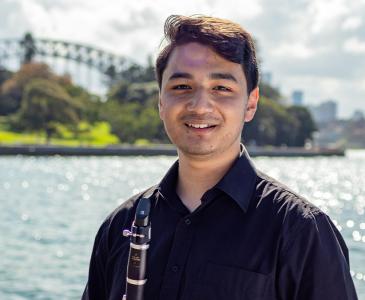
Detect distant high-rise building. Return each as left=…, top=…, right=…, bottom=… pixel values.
left=352, top=110, right=365, bottom=121
left=291, top=90, right=303, bottom=106
left=308, top=99, right=338, bottom=123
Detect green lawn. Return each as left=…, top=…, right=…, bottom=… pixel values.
left=0, top=122, right=120, bottom=147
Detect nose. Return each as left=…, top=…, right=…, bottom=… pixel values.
left=186, top=89, right=213, bottom=113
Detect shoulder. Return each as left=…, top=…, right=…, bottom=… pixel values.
left=255, top=169, right=322, bottom=215
left=254, top=170, right=349, bottom=257
left=254, top=170, right=333, bottom=239
left=253, top=176, right=356, bottom=298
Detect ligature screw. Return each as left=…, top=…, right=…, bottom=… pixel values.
left=123, top=229, right=132, bottom=237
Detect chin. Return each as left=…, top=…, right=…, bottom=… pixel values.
left=177, top=144, right=216, bottom=156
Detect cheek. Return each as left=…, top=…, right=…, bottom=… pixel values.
left=158, top=102, right=167, bottom=121
left=159, top=103, right=177, bottom=125
left=220, top=101, right=246, bottom=120
left=159, top=96, right=170, bottom=118
left=161, top=96, right=184, bottom=114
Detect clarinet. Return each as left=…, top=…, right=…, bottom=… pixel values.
left=122, top=197, right=151, bottom=300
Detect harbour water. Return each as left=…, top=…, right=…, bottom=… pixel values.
left=1, top=151, right=365, bottom=299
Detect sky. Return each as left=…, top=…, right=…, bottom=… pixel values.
left=0, top=0, right=364, bottom=118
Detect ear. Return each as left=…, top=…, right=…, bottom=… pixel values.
left=244, top=87, right=259, bottom=122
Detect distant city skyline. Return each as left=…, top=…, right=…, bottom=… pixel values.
left=308, top=100, right=338, bottom=123
left=0, top=0, right=364, bottom=118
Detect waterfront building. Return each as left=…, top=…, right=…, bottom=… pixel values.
left=291, top=90, right=304, bottom=106
left=309, top=99, right=338, bottom=124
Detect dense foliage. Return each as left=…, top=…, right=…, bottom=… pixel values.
left=14, top=78, right=80, bottom=142
left=244, top=99, right=317, bottom=146
left=0, top=61, right=316, bottom=146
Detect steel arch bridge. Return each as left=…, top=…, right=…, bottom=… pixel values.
left=0, top=33, right=132, bottom=80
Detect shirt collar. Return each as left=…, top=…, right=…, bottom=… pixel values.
left=157, top=159, right=184, bottom=212
left=158, top=144, right=258, bottom=213
left=158, top=159, right=179, bottom=197
left=215, top=145, right=258, bottom=212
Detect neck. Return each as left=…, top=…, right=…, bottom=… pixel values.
left=176, top=144, right=240, bottom=212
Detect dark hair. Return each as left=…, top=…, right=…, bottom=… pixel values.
left=155, top=15, right=259, bottom=94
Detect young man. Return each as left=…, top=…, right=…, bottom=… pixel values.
left=82, top=15, right=358, bottom=300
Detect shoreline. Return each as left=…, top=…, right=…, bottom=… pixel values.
left=0, top=144, right=345, bottom=157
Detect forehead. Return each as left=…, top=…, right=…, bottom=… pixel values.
left=164, top=42, right=245, bottom=80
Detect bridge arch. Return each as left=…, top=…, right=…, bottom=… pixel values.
left=0, top=33, right=134, bottom=85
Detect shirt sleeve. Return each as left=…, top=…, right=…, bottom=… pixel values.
left=81, top=221, right=109, bottom=300
left=277, top=213, right=358, bottom=300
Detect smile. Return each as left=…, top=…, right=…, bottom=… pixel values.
left=185, top=123, right=216, bottom=129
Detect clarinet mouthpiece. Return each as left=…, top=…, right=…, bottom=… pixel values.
left=135, top=197, right=151, bottom=227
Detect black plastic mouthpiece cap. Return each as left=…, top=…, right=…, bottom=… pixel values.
left=135, top=197, right=151, bottom=227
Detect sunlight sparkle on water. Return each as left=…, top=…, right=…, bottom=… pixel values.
left=1, top=152, right=365, bottom=299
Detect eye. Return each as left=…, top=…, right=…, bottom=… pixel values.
left=172, top=84, right=191, bottom=90
left=213, top=85, right=232, bottom=92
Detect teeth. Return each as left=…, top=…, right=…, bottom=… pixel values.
left=188, top=124, right=210, bottom=129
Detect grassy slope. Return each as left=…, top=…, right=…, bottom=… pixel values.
left=0, top=122, right=120, bottom=147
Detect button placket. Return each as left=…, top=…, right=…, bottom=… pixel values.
left=159, top=217, right=196, bottom=299
left=171, top=265, right=179, bottom=272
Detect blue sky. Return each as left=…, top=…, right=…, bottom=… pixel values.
left=0, top=0, right=364, bottom=118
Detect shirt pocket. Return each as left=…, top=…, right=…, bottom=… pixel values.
left=189, top=262, right=270, bottom=300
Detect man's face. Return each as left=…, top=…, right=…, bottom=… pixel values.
left=159, top=42, right=259, bottom=159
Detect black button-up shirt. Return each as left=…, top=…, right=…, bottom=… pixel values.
left=82, top=149, right=358, bottom=300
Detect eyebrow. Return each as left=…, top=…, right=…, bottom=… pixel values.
left=209, top=72, right=238, bottom=83
left=167, top=72, right=238, bottom=83
left=168, top=72, right=193, bottom=81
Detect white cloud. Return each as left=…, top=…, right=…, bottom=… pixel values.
left=308, top=0, right=349, bottom=34
left=361, top=78, right=365, bottom=93
left=343, top=37, right=365, bottom=53
left=341, top=16, right=363, bottom=31
left=19, top=1, right=54, bottom=35
left=271, top=42, right=320, bottom=59
left=0, top=0, right=364, bottom=117
left=1, top=0, right=263, bottom=60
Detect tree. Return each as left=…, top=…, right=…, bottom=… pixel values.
left=243, top=97, right=298, bottom=146
left=119, top=58, right=156, bottom=83
left=0, top=62, right=72, bottom=115
left=107, top=80, right=129, bottom=103
left=108, top=81, right=159, bottom=105
left=0, top=66, right=17, bottom=115
left=62, top=79, right=102, bottom=123
left=244, top=98, right=317, bottom=147
left=104, top=64, right=118, bottom=87
left=100, top=100, right=164, bottom=143
left=102, top=74, right=166, bottom=143
left=1, top=63, right=56, bottom=115
left=0, top=66, right=12, bottom=86
left=286, top=106, right=317, bottom=146
left=105, top=56, right=156, bottom=88
left=259, top=82, right=283, bottom=103
left=15, top=79, right=80, bottom=142
left=0, top=94, right=20, bottom=116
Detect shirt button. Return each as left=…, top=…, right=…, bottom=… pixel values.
left=185, top=218, right=191, bottom=225
left=171, top=265, right=179, bottom=272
